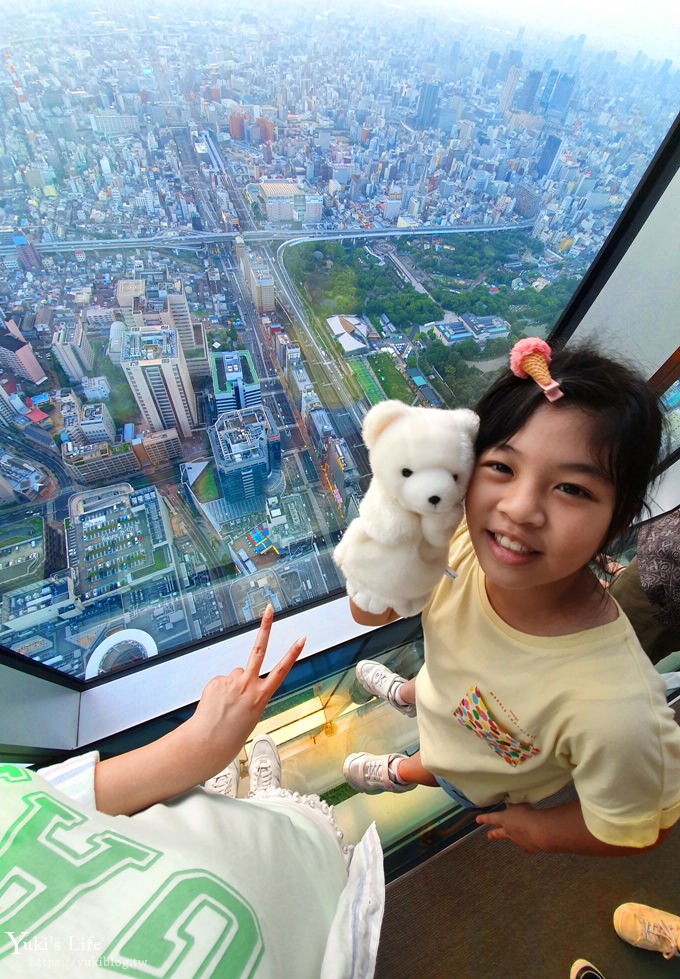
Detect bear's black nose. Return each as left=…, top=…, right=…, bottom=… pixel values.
left=428, top=495, right=441, bottom=506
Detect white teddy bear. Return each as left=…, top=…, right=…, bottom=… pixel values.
left=333, top=399, right=479, bottom=618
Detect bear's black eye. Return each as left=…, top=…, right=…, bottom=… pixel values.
left=452, top=473, right=458, bottom=481
left=401, top=468, right=413, bottom=478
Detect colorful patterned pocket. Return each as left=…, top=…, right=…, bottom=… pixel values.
left=453, top=686, right=540, bottom=767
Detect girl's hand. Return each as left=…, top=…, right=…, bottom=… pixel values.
left=476, top=803, right=544, bottom=853
left=185, top=604, right=305, bottom=769
left=95, top=605, right=305, bottom=815
left=475, top=800, right=661, bottom=856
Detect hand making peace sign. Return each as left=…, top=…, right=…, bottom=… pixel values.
left=188, top=604, right=306, bottom=769
left=94, top=605, right=306, bottom=816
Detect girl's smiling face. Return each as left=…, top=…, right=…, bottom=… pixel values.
left=465, top=404, right=617, bottom=609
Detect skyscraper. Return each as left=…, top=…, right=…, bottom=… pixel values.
left=0, top=319, right=47, bottom=385
left=514, top=70, right=542, bottom=112
left=211, top=350, right=262, bottom=415
left=415, top=82, right=440, bottom=129
left=209, top=406, right=282, bottom=518
left=52, top=319, right=94, bottom=381
left=120, top=328, right=197, bottom=438
left=499, top=66, right=520, bottom=114
left=116, top=270, right=197, bottom=352
left=536, top=134, right=563, bottom=178
left=539, top=69, right=560, bottom=111
left=548, top=73, right=576, bottom=120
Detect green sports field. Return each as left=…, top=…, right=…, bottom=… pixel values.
left=348, top=358, right=385, bottom=405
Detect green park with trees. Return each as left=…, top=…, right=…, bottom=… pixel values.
left=283, top=231, right=583, bottom=409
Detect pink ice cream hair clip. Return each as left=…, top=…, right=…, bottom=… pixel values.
left=509, top=337, right=564, bottom=402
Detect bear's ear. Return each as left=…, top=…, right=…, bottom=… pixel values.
left=362, top=400, right=410, bottom=449
left=450, top=408, right=480, bottom=439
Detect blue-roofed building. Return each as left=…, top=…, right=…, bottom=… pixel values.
left=431, top=319, right=471, bottom=346
left=460, top=313, right=511, bottom=344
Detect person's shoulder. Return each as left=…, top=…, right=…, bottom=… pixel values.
left=448, top=518, right=475, bottom=565
left=563, top=642, right=675, bottom=742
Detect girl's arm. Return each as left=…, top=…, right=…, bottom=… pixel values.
left=94, top=607, right=304, bottom=817
left=476, top=800, right=670, bottom=856
left=348, top=598, right=400, bottom=626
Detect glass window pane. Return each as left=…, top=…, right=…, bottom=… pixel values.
left=0, top=3, right=675, bottom=681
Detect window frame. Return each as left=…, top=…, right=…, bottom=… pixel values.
left=2, top=114, right=679, bottom=752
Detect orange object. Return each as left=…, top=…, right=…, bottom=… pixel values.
left=509, top=338, right=564, bottom=402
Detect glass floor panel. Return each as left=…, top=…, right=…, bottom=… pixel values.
left=238, top=624, right=484, bottom=882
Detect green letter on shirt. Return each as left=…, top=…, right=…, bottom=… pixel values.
left=102, top=870, right=263, bottom=978
left=0, top=791, right=159, bottom=960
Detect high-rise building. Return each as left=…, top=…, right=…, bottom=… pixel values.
left=116, top=270, right=197, bottom=352
left=500, top=66, right=521, bottom=114
left=539, top=69, right=560, bottom=111
left=304, top=194, right=323, bottom=222
left=211, top=350, right=262, bottom=415
left=163, top=286, right=195, bottom=352
left=234, top=236, right=248, bottom=275
left=120, top=328, right=197, bottom=438
left=52, top=319, right=94, bottom=381
left=547, top=74, right=576, bottom=119
left=131, top=429, right=183, bottom=469
left=58, top=390, right=83, bottom=431
left=81, top=376, right=111, bottom=402
left=415, top=82, right=440, bottom=129
left=258, top=182, right=306, bottom=223
left=209, top=406, right=282, bottom=517
left=249, top=263, right=276, bottom=314
left=286, top=353, right=315, bottom=412
left=62, top=440, right=138, bottom=484
left=229, top=112, right=245, bottom=141
left=483, top=51, right=501, bottom=86
left=14, top=236, right=41, bottom=271
left=0, top=320, right=47, bottom=385
left=499, top=48, right=523, bottom=81
left=514, top=70, right=542, bottom=112
left=79, top=403, right=116, bottom=444
left=323, top=437, right=359, bottom=514
left=0, top=381, right=17, bottom=425
left=234, top=240, right=276, bottom=315
left=535, top=134, right=564, bottom=178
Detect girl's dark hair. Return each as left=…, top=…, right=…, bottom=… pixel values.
left=474, top=343, right=664, bottom=550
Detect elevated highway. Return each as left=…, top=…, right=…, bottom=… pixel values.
left=0, top=220, right=535, bottom=259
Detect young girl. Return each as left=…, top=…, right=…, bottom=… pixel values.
left=343, top=340, right=680, bottom=856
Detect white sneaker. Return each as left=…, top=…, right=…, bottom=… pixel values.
left=205, top=758, right=240, bottom=798
left=343, top=752, right=416, bottom=794
left=247, top=734, right=282, bottom=796
left=613, top=902, right=680, bottom=960
left=355, top=660, right=417, bottom=717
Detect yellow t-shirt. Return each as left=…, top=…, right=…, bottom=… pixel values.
left=417, top=524, right=680, bottom=847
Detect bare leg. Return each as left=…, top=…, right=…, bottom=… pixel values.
left=399, top=677, right=417, bottom=704
left=394, top=750, right=438, bottom=787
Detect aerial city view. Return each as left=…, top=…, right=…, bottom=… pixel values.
left=0, top=0, right=676, bottom=679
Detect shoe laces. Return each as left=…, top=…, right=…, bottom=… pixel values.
left=368, top=666, right=389, bottom=690
left=252, top=760, right=274, bottom=789
left=364, top=758, right=387, bottom=781
left=640, top=917, right=680, bottom=959
left=213, top=773, right=233, bottom=791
